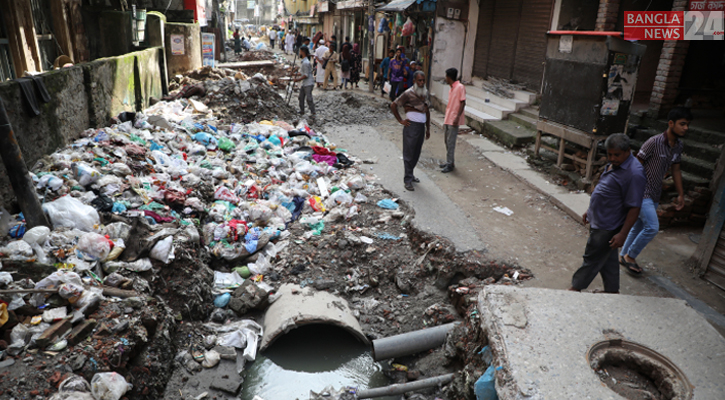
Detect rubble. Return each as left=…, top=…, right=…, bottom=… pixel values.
left=0, top=66, right=530, bottom=399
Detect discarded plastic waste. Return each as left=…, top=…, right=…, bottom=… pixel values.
left=493, top=206, right=514, bottom=216
left=91, top=372, right=132, bottom=400
left=377, top=199, right=399, bottom=210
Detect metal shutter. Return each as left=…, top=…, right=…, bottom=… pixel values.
left=485, top=0, right=522, bottom=80
left=704, top=225, right=725, bottom=291
left=472, top=0, right=495, bottom=79
left=512, top=0, right=554, bottom=90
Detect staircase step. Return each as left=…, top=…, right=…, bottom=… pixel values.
left=518, top=107, right=539, bottom=120
left=630, top=132, right=722, bottom=164
left=681, top=170, right=711, bottom=190
left=508, top=113, right=537, bottom=130
left=680, top=154, right=716, bottom=180
left=484, top=120, right=536, bottom=148
left=467, top=96, right=513, bottom=119
left=466, top=85, right=528, bottom=111
left=464, top=106, right=499, bottom=124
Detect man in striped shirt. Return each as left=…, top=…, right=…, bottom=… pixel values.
left=619, top=107, right=692, bottom=274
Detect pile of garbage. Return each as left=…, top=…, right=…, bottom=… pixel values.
left=0, top=96, right=387, bottom=398
left=169, top=67, right=298, bottom=123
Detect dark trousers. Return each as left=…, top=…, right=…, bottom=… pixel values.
left=390, top=81, right=402, bottom=101
left=571, top=227, right=621, bottom=292
left=270, top=39, right=275, bottom=49
left=299, top=85, right=315, bottom=114
left=403, top=121, right=426, bottom=184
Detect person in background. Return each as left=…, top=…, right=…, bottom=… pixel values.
left=570, top=134, right=646, bottom=293
left=388, top=48, right=405, bottom=101
left=379, top=49, right=394, bottom=97
left=294, top=46, right=316, bottom=119
left=323, top=47, right=339, bottom=90
left=328, top=35, right=338, bottom=53
left=295, top=29, right=303, bottom=53
left=314, top=39, right=329, bottom=88
left=340, top=42, right=352, bottom=89
left=242, top=37, right=252, bottom=51
left=285, top=29, right=295, bottom=54
left=619, top=107, right=691, bottom=275
left=441, top=67, right=466, bottom=173
left=390, top=71, right=430, bottom=192
left=349, top=43, right=362, bottom=89
left=233, top=28, right=242, bottom=55
left=268, top=28, right=277, bottom=49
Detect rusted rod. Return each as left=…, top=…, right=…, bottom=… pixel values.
left=0, top=98, right=50, bottom=229
left=356, top=373, right=455, bottom=399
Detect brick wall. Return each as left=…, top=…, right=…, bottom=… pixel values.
left=648, top=0, right=690, bottom=118
left=595, top=0, right=620, bottom=31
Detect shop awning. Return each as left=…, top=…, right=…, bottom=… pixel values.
left=376, top=0, right=416, bottom=12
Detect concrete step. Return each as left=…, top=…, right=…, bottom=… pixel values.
left=630, top=122, right=725, bottom=146
left=467, top=96, right=514, bottom=119
left=464, top=106, right=498, bottom=124
left=681, top=170, right=711, bottom=190
left=484, top=120, right=536, bottom=148
left=508, top=113, right=537, bottom=130
left=518, top=107, right=539, bottom=120
left=680, top=154, right=716, bottom=180
left=465, top=85, right=529, bottom=112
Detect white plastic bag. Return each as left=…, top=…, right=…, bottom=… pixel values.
left=150, top=236, right=175, bottom=264
left=72, top=162, right=101, bottom=187
left=43, top=196, right=100, bottom=232
left=77, top=232, right=111, bottom=260
left=1, top=240, right=35, bottom=260
left=90, top=372, right=132, bottom=400
left=103, top=222, right=132, bottom=240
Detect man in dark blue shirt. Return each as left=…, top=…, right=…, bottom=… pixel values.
left=570, top=133, right=646, bottom=293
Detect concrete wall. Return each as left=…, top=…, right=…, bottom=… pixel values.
left=0, top=47, right=165, bottom=209
left=166, top=22, right=202, bottom=78
left=431, top=19, right=466, bottom=80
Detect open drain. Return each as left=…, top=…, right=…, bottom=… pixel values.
left=587, top=339, right=693, bottom=400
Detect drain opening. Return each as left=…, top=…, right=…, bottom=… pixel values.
left=587, top=340, right=693, bottom=400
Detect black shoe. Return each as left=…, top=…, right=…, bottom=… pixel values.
left=439, top=162, right=448, bottom=168
left=441, top=165, right=455, bottom=173
left=412, top=177, right=420, bottom=183
left=404, top=182, right=415, bottom=191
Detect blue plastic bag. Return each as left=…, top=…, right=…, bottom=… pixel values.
left=214, top=293, right=231, bottom=308
left=474, top=365, right=499, bottom=400
left=377, top=199, right=399, bottom=210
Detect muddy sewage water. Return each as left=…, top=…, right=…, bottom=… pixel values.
left=240, top=325, right=396, bottom=400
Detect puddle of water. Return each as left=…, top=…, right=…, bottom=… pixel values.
left=240, top=325, right=395, bottom=400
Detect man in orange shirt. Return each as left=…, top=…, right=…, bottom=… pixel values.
left=441, top=68, right=466, bottom=173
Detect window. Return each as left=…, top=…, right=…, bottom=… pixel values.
left=0, top=8, right=15, bottom=81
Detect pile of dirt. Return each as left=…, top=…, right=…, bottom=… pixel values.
left=314, top=91, right=393, bottom=126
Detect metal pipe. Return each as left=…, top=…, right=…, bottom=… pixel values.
left=0, top=98, right=50, bottom=229
left=372, top=322, right=458, bottom=361
left=356, top=373, right=455, bottom=399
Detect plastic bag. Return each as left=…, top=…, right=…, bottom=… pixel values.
left=346, top=175, right=365, bottom=190
left=202, top=350, right=221, bottom=368
left=43, top=196, right=100, bottom=232
left=218, top=137, right=236, bottom=152
left=111, top=163, right=133, bottom=177
left=474, top=364, right=499, bottom=400
left=214, top=186, right=241, bottom=204
left=328, top=190, right=353, bottom=206
left=150, top=236, right=175, bottom=264
left=214, top=293, right=231, bottom=308
left=77, top=232, right=111, bottom=261
left=377, top=199, right=399, bottom=210
left=23, top=226, right=51, bottom=264
left=214, top=271, right=244, bottom=289
left=37, top=175, right=64, bottom=191
left=72, top=162, right=101, bottom=187
left=402, top=17, right=415, bottom=36
left=90, top=372, right=132, bottom=400
left=103, top=222, right=132, bottom=240
left=0, top=271, right=12, bottom=286
left=383, top=81, right=391, bottom=94
left=1, top=240, right=34, bottom=260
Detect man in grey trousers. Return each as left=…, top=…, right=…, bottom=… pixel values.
left=440, top=68, right=466, bottom=173
left=294, top=46, right=316, bottom=118
left=390, top=71, right=430, bottom=192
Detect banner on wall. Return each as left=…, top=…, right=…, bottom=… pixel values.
left=202, top=33, right=215, bottom=67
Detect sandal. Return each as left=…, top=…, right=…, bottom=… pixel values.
left=619, top=256, right=643, bottom=275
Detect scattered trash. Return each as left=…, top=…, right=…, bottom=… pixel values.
left=377, top=199, right=399, bottom=210
left=493, top=206, right=514, bottom=216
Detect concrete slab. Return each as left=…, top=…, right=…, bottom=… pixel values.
left=480, top=152, right=531, bottom=171
left=260, top=284, right=368, bottom=351
left=513, top=169, right=570, bottom=195
left=465, top=137, right=505, bottom=153
left=550, top=192, right=590, bottom=222
left=479, top=286, right=725, bottom=400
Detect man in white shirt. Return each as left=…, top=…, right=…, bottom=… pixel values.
left=314, top=39, right=329, bottom=88
left=268, top=29, right=277, bottom=49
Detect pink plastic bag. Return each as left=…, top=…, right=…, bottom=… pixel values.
left=214, top=186, right=241, bottom=204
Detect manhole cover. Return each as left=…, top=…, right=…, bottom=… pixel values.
left=587, top=340, right=693, bottom=400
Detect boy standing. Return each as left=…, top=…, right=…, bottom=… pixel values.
left=294, top=46, right=316, bottom=118
left=570, top=134, right=646, bottom=293
left=619, top=107, right=691, bottom=274
left=441, top=68, right=466, bottom=173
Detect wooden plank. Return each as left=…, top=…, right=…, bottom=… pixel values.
left=50, top=0, right=74, bottom=62
left=536, top=119, right=605, bottom=148
left=704, top=270, right=725, bottom=292
left=694, top=150, right=725, bottom=276
left=585, top=139, right=598, bottom=181
left=557, top=137, right=565, bottom=167
left=541, top=144, right=558, bottom=154
left=534, top=130, right=542, bottom=156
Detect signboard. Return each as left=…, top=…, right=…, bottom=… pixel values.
left=624, top=11, right=723, bottom=40
left=247, top=0, right=255, bottom=9
left=170, top=34, right=185, bottom=55
left=254, top=4, right=260, bottom=17
left=201, top=33, right=215, bottom=67
left=318, top=1, right=329, bottom=13
left=337, top=0, right=364, bottom=9
left=310, top=4, right=315, bottom=17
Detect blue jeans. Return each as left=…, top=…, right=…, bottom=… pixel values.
left=620, top=198, right=659, bottom=260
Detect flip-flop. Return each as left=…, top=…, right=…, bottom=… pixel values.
left=619, top=256, right=643, bottom=275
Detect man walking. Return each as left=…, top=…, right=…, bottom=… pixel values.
left=441, top=68, right=466, bottom=173
left=294, top=46, right=315, bottom=119
left=619, top=107, right=691, bottom=274
left=570, top=134, right=646, bottom=293
left=379, top=49, right=394, bottom=97
left=314, top=39, right=329, bottom=88
left=268, top=28, right=277, bottom=49
left=390, top=71, right=430, bottom=192
left=387, top=48, right=406, bottom=101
